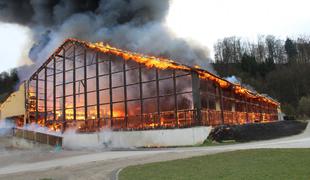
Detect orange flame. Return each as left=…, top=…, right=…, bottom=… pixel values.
left=51, top=39, right=279, bottom=108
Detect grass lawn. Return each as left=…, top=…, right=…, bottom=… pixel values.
left=120, top=149, right=310, bottom=180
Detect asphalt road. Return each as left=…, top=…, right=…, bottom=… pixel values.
left=0, top=122, right=310, bottom=180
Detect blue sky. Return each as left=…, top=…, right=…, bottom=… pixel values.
left=0, top=0, right=310, bottom=73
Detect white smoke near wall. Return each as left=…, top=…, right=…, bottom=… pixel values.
left=20, top=123, right=62, bottom=136
left=225, top=75, right=241, bottom=85
left=0, top=0, right=213, bottom=81
left=62, top=128, right=136, bottom=150
left=225, top=75, right=258, bottom=94
left=0, top=119, right=14, bottom=136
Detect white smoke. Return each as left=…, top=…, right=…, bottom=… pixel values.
left=62, top=128, right=136, bottom=150
left=225, top=75, right=259, bottom=94
left=225, top=75, right=241, bottom=85
left=0, top=119, right=14, bottom=136
left=20, top=122, right=62, bottom=136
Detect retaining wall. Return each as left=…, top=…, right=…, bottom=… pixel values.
left=63, top=126, right=211, bottom=149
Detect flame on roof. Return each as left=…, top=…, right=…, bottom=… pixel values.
left=33, top=38, right=280, bottom=106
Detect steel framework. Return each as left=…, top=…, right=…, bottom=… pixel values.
left=25, top=39, right=279, bottom=132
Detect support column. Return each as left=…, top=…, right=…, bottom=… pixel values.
left=24, top=82, right=28, bottom=125
left=53, top=58, right=56, bottom=126
left=35, top=75, right=38, bottom=124
left=155, top=69, right=160, bottom=126
left=62, top=49, right=66, bottom=133
left=109, top=59, right=113, bottom=127
left=44, top=67, right=47, bottom=126
left=191, top=72, right=201, bottom=125
left=173, top=70, right=178, bottom=127
left=139, top=64, right=143, bottom=128
left=245, top=98, right=249, bottom=123
left=95, top=53, right=100, bottom=129
left=205, top=81, right=210, bottom=125
left=123, top=60, right=128, bottom=128
left=219, top=87, right=224, bottom=125
left=84, top=50, right=88, bottom=126
left=73, top=46, right=77, bottom=125
left=259, top=102, right=263, bottom=122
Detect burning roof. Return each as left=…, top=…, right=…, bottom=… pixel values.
left=32, top=38, right=279, bottom=106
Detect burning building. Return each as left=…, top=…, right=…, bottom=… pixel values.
left=13, top=38, right=279, bottom=133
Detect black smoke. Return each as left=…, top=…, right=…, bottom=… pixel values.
left=0, top=0, right=100, bottom=26
left=0, top=0, right=212, bottom=80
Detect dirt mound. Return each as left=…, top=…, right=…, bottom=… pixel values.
left=208, top=121, right=308, bottom=142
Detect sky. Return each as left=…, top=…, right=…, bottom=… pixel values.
left=0, top=23, right=32, bottom=73
left=0, top=0, right=310, bottom=73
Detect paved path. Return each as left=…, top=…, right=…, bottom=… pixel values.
left=0, top=123, right=310, bottom=180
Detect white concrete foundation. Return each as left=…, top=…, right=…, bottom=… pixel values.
left=63, top=126, right=212, bottom=149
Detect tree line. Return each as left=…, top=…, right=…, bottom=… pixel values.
left=213, top=35, right=310, bottom=118
left=0, top=35, right=309, bottom=119
left=0, top=69, right=19, bottom=103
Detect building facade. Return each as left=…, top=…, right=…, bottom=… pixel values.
left=25, top=39, right=279, bottom=132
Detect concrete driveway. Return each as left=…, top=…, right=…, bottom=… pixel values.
left=0, top=122, right=310, bottom=180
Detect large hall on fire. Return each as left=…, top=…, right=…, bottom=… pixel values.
left=0, top=38, right=280, bottom=133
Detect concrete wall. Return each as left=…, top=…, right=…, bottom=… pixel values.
left=11, top=137, right=54, bottom=150
left=0, top=83, right=25, bottom=120
left=63, top=126, right=212, bottom=149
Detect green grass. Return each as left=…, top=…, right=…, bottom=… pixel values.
left=120, top=149, right=310, bottom=180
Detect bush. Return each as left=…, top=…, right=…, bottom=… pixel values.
left=298, top=96, right=310, bottom=118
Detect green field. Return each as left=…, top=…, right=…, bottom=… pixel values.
left=120, top=149, right=310, bottom=180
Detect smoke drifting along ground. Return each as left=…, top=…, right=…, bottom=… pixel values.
left=0, top=119, right=14, bottom=136
left=0, top=0, right=212, bottom=80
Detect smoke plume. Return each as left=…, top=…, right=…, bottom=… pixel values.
left=0, top=0, right=212, bottom=80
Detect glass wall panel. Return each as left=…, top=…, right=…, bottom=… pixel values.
left=176, top=75, right=192, bottom=93
left=127, top=101, right=141, bottom=116
left=113, top=103, right=125, bottom=117
left=87, top=64, right=96, bottom=78
left=141, top=68, right=156, bottom=82
left=142, top=82, right=156, bottom=98
left=87, top=106, right=97, bottom=120
left=112, top=87, right=124, bottom=102
left=56, top=85, right=63, bottom=98
left=143, top=98, right=157, bottom=114
left=126, top=69, right=139, bottom=85
left=99, top=90, right=110, bottom=104
left=127, top=84, right=140, bottom=100
left=65, top=83, right=73, bottom=96
left=65, top=96, right=74, bottom=108
left=160, top=96, right=175, bottom=111
left=99, top=61, right=110, bottom=75
left=76, top=107, right=85, bottom=120
left=75, top=56, right=84, bottom=68
left=126, top=60, right=139, bottom=70
left=75, top=81, right=85, bottom=94
left=178, top=93, right=193, bottom=110
left=87, top=78, right=96, bottom=92
left=112, top=72, right=123, bottom=87
left=76, top=67, right=84, bottom=81
left=99, top=76, right=109, bottom=89
left=159, top=69, right=173, bottom=79
left=87, top=92, right=97, bottom=106
left=65, top=70, right=73, bottom=83
left=56, top=72, right=63, bottom=85
left=111, top=59, right=123, bottom=72
left=159, top=79, right=173, bottom=96
left=76, top=94, right=84, bottom=108
left=100, top=105, right=110, bottom=118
